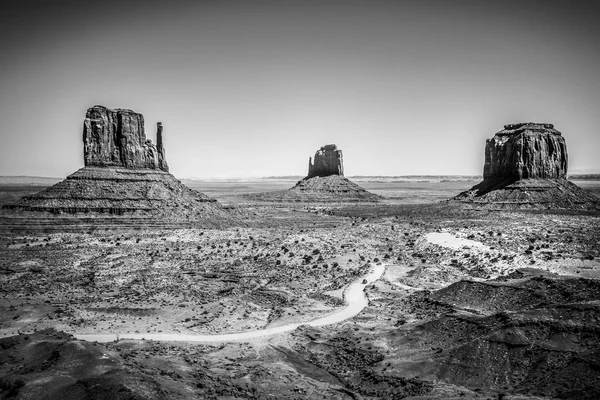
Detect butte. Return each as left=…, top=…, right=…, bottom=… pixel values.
left=3, top=106, right=233, bottom=228
left=452, top=122, right=599, bottom=210
left=250, top=144, right=380, bottom=202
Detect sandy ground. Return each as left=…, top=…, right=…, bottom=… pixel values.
left=1, top=182, right=600, bottom=399
left=74, top=263, right=386, bottom=342
left=425, top=231, right=489, bottom=250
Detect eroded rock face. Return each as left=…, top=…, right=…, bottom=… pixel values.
left=453, top=122, right=599, bottom=209
left=156, top=122, right=169, bottom=172
left=307, top=144, right=344, bottom=179
left=1, top=105, right=237, bottom=220
left=483, top=123, right=567, bottom=180
left=247, top=144, right=378, bottom=202
left=83, top=105, right=168, bottom=171
left=245, top=175, right=381, bottom=203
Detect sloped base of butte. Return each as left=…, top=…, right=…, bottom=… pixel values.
left=452, top=177, right=600, bottom=210
left=250, top=175, right=381, bottom=203
left=5, top=166, right=229, bottom=219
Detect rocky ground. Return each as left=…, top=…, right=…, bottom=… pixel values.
left=1, top=183, right=599, bottom=399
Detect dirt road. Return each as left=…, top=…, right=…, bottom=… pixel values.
left=75, top=263, right=386, bottom=343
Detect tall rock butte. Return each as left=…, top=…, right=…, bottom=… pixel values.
left=453, top=122, right=598, bottom=209
left=307, top=144, right=344, bottom=178
left=6, top=106, right=233, bottom=222
left=249, top=144, right=380, bottom=202
left=83, top=106, right=169, bottom=171
left=483, top=123, right=567, bottom=180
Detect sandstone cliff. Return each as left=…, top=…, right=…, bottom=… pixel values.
left=5, top=106, right=233, bottom=222
left=484, top=123, right=567, bottom=180
left=83, top=106, right=168, bottom=171
left=156, top=122, right=169, bottom=172
left=453, top=123, right=598, bottom=210
left=307, top=144, right=344, bottom=179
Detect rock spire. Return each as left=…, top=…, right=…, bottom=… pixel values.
left=156, top=122, right=169, bottom=172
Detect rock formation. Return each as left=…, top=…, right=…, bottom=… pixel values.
left=453, top=123, right=599, bottom=209
left=307, top=144, right=344, bottom=178
left=286, top=175, right=381, bottom=202
left=83, top=105, right=168, bottom=171
left=156, top=122, right=169, bottom=172
left=5, top=106, right=232, bottom=222
left=249, top=144, right=380, bottom=203
left=483, top=123, right=567, bottom=180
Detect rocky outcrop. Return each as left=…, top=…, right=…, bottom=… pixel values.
left=156, top=122, right=169, bottom=172
left=247, top=175, right=381, bottom=203
left=83, top=106, right=168, bottom=171
left=291, top=175, right=380, bottom=202
left=10, top=166, right=219, bottom=215
left=248, top=144, right=379, bottom=203
left=307, top=144, right=344, bottom=178
left=453, top=123, right=599, bottom=210
left=484, top=123, right=567, bottom=180
left=4, top=106, right=234, bottom=222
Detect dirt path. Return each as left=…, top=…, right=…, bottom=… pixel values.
left=75, top=263, right=386, bottom=343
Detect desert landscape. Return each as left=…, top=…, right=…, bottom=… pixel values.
left=1, top=111, right=600, bottom=400
left=2, top=1, right=600, bottom=399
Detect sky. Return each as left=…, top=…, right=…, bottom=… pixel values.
left=1, top=0, right=599, bottom=179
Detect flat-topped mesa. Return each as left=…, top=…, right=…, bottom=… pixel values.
left=83, top=105, right=169, bottom=172
left=452, top=122, right=599, bottom=210
left=307, top=144, right=344, bottom=179
left=484, top=122, right=567, bottom=180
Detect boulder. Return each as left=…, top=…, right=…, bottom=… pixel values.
left=307, top=144, right=344, bottom=178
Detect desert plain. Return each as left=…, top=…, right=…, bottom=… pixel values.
left=0, top=177, right=600, bottom=400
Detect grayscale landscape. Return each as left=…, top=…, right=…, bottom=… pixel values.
left=1, top=115, right=600, bottom=399
left=1, top=1, right=600, bottom=400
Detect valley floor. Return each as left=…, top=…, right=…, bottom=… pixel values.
left=1, top=183, right=599, bottom=399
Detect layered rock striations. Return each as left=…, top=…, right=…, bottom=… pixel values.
left=287, top=175, right=381, bottom=202
left=483, top=123, right=567, bottom=180
left=6, top=106, right=231, bottom=221
left=307, top=144, right=344, bottom=178
left=453, top=123, right=599, bottom=209
left=83, top=105, right=168, bottom=172
left=249, top=144, right=380, bottom=203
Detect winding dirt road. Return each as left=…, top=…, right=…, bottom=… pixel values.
left=75, top=263, right=386, bottom=343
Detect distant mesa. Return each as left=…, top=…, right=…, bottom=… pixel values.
left=5, top=106, right=229, bottom=219
left=249, top=144, right=380, bottom=203
left=453, top=122, right=599, bottom=209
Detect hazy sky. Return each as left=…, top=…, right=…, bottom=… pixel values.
left=1, top=0, right=599, bottom=178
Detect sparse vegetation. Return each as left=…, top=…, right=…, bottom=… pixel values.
left=0, top=179, right=599, bottom=399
